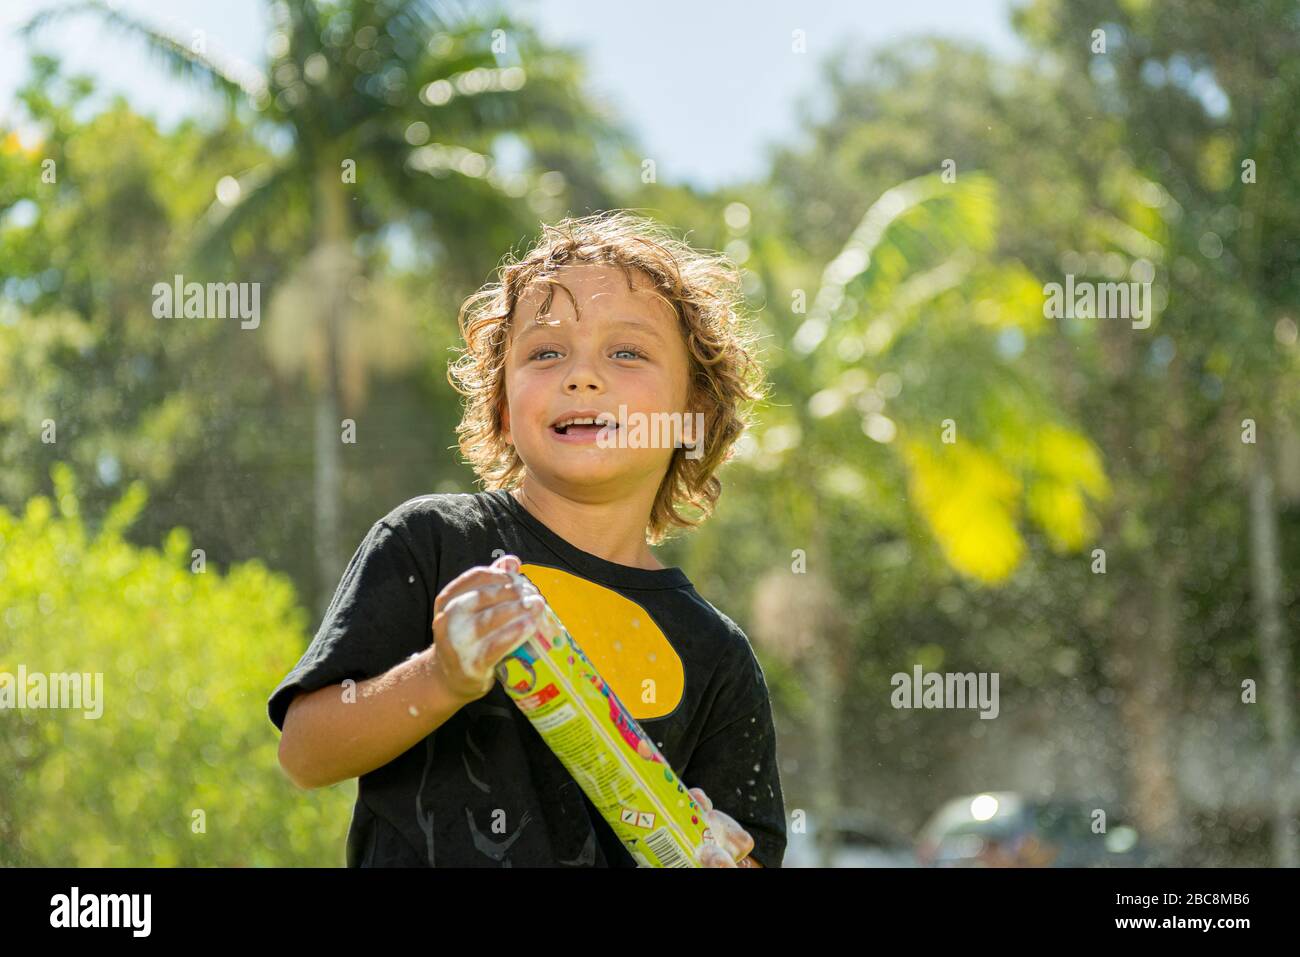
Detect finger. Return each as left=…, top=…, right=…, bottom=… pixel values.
left=440, top=588, right=486, bottom=621
left=441, top=590, right=542, bottom=637
left=492, top=553, right=521, bottom=573
left=705, top=808, right=754, bottom=862
left=434, top=566, right=527, bottom=617
left=468, top=609, right=544, bottom=677
left=469, top=593, right=546, bottom=640
left=442, top=591, right=543, bottom=657
left=695, top=843, right=736, bottom=868
left=689, top=787, right=713, bottom=812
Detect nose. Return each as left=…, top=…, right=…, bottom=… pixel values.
left=561, top=353, right=605, bottom=394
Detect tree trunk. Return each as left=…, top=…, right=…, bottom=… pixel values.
left=313, top=372, right=341, bottom=618
left=749, top=507, right=845, bottom=867
left=1094, top=312, right=1187, bottom=862
left=1246, top=442, right=1298, bottom=868
left=313, top=165, right=351, bottom=616
left=809, top=608, right=841, bottom=867
left=804, top=524, right=844, bottom=867
left=1107, top=559, right=1186, bottom=860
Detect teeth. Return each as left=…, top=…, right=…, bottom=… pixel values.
left=555, top=415, right=616, bottom=430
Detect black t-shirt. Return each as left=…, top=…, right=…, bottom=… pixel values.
left=267, top=489, right=787, bottom=867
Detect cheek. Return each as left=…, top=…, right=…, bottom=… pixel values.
left=629, top=365, right=683, bottom=404
left=504, top=372, right=546, bottom=429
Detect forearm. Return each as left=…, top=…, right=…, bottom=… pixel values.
left=278, top=648, right=465, bottom=789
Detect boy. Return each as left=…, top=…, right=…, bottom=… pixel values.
left=268, top=211, right=784, bottom=867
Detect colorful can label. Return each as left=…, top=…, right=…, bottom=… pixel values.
left=495, top=574, right=719, bottom=867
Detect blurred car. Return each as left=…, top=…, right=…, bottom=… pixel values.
left=783, top=812, right=918, bottom=867
left=916, top=791, right=1148, bottom=867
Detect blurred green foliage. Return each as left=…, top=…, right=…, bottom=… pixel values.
left=0, top=463, right=354, bottom=865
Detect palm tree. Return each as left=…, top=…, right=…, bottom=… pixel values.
left=764, top=171, right=1110, bottom=584
left=24, top=0, right=626, bottom=612
left=740, top=172, right=1111, bottom=862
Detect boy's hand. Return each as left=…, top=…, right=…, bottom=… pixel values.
left=428, top=554, right=547, bottom=704
left=689, top=786, right=758, bottom=867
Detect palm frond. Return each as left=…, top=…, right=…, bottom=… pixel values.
left=795, top=173, right=997, bottom=353
left=21, top=0, right=266, bottom=103
left=187, top=160, right=306, bottom=269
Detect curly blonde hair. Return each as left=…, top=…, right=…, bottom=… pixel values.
left=446, top=210, right=769, bottom=545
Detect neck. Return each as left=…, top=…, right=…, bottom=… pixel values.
left=509, top=475, right=666, bottom=571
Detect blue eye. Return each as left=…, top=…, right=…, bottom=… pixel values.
left=528, top=347, right=647, bottom=361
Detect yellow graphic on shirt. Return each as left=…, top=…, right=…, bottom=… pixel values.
left=518, top=564, right=684, bottom=719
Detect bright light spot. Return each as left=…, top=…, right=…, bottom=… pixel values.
left=1130, top=258, right=1156, bottom=283
left=303, top=52, right=329, bottom=84
left=215, top=176, right=241, bottom=206
left=405, top=121, right=430, bottom=145
left=863, top=413, right=896, bottom=444
left=456, top=68, right=488, bottom=95
left=836, top=335, right=864, bottom=362
left=266, top=31, right=289, bottom=59
left=500, top=67, right=526, bottom=90
left=537, top=171, right=566, bottom=196
left=724, top=202, right=751, bottom=231
left=808, top=388, right=845, bottom=418
left=725, top=238, right=750, bottom=264
left=4, top=199, right=38, bottom=229
left=792, top=318, right=826, bottom=354
left=839, top=369, right=869, bottom=393
left=1105, top=826, right=1138, bottom=853
left=970, top=794, right=999, bottom=821
left=762, top=423, right=801, bottom=455
left=420, top=79, right=453, bottom=106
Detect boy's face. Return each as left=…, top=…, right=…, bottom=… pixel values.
left=500, top=263, right=693, bottom=496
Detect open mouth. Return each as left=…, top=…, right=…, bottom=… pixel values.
left=550, top=413, right=618, bottom=436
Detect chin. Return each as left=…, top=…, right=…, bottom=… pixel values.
left=535, top=454, right=663, bottom=491
left=547, top=462, right=631, bottom=489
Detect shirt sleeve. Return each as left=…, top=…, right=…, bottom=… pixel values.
left=681, top=638, right=787, bottom=868
left=267, top=518, right=435, bottom=732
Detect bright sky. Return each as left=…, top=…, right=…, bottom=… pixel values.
left=1, top=0, right=1021, bottom=189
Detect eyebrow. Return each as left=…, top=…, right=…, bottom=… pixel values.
left=513, top=316, right=667, bottom=344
